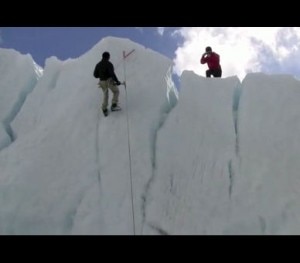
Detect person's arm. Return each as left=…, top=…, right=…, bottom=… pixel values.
left=108, top=63, right=120, bottom=84
left=200, top=53, right=208, bottom=64
left=93, top=63, right=100, bottom=78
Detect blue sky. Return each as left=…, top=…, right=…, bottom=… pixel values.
left=1, top=27, right=300, bottom=80
left=0, top=27, right=182, bottom=67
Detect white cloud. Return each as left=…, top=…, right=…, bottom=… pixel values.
left=173, top=27, right=300, bottom=80
left=157, top=27, right=165, bottom=36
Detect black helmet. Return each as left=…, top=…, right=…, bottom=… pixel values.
left=205, top=46, right=212, bottom=52
left=102, top=51, right=110, bottom=59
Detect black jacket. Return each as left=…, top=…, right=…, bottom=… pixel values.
left=94, top=58, right=119, bottom=83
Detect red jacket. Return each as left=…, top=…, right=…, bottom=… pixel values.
left=200, top=52, right=221, bottom=70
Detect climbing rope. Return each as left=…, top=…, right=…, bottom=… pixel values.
left=123, top=49, right=136, bottom=235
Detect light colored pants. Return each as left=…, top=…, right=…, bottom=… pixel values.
left=99, top=78, right=119, bottom=110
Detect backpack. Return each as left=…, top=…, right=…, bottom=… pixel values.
left=93, top=64, right=99, bottom=78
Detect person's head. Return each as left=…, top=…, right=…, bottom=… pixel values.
left=205, top=46, right=212, bottom=53
left=102, top=51, right=110, bottom=60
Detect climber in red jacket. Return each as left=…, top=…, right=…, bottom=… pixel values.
left=200, top=46, right=222, bottom=78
